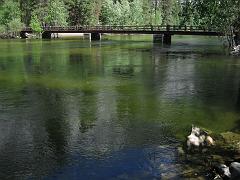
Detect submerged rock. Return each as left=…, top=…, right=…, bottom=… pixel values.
left=221, top=132, right=240, bottom=143
left=215, top=164, right=231, bottom=179
left=230, top=162, right=240, bottom=179
left=177, top=146, right=185, bottom=156
left=213, top=162, right=240, bottom=180
left=220, top=132, right=240, bottom=151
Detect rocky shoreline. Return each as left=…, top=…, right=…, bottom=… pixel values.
left=0, top=34, right=20, bottom=39
left=231, top=45, right=240, bottom=56
left=177, top=129, right=240, bottom=179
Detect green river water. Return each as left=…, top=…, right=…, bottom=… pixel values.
left=0, top=35, right=240, bottom=179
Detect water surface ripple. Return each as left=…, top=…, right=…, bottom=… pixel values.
left=0, top=36, right=240, bottom=179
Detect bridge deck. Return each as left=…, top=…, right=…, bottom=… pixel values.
left=21, top=25, right=222, bottom=36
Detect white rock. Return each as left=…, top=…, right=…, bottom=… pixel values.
left=186, top=126, right=215, bottom=150
left=206, top=135, right=215, bottom=146
left=187, top=134, right=201, bottom=148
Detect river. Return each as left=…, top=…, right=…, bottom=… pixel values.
left=0, top=35, right=240, bottom=179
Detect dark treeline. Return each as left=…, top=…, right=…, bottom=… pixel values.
left=0, top=0, right=239, bottom=38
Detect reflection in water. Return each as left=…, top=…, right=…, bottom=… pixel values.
left=46, top=145, right=180, bottom=180
left=40, top=88, right=68, bottom=159
left=112, top=65, right=134, bottom=77
left=0, top=36, right=240, bottom=179
left=161, top=54, right=195, bottom=100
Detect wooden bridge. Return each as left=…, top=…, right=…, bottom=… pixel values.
left=20, top=25, right=222, bottom=44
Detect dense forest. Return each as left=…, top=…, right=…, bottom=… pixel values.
left=0, top=0, right=239, bottom=37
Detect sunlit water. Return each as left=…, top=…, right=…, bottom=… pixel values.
left=0, top=35, right=240, bottom=179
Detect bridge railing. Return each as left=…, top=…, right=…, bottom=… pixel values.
left=22, top=25, right=217, bottom=32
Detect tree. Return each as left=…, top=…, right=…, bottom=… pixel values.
left=119, top=0, right=131, bottom=25
left=142, top=0, right=152, bottom=25
left=161, top=0, right=174, bottom=25
left=46, top=0, right=68, bottom=26
left=172, top=0, right=181, bottom=25
left=0, top=25, right=5, bottom=33
left=100, top=0, right=131, bottom=25
left=0, top=0, right=238, bottom=43
left=0, top=0, right=21, bottom=26
left=0, top=0, right=22, bottom=35
left=92, top=0, right=103, bottom=24
left=31, top=1, right=49, bottom=26
left=191, top=0, right=240, bottom=46
left=180, top=0, right=195, bottom=26
left=99, top=0, right=116, bottom=25
left=129, top=0, right=144, bottom=25
left=30, top=15, right=43, bottom=35
left=152, top=0, right=163, bottom=25
left=7, top=18, right=23, bottom=33
left=65, top=0, right=95, bottom=25
left=19, top=0, right=37, bottom=26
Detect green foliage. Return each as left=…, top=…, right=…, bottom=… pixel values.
left=100, top=0, right=164, bottom=26
left=7, top=18, right=23, bottom=32
left=0, top=25, right=6, bottom=33
left=30, top=15, right=43, bottom=33
left=151, top=0, right=163, bottom=25
left=46, top=0, right=68, bottom=26
left=31, top=3, right=48, bottom=26
left=192, top=0, right=240, bottom=32
left=0, top=0, right=21, bottom=26
left=141, top=1, right=150, bottom=24
left=0, top=0, right=239, bottom=37
left=27, top=0, right=68, bottom=28
left=172, top=0, right=181, bottom=25
left=19, top=0, right=43, bottom=26
left=161, top=0, right=174, bottom=25
left=65, top=0, right=96, bottom=25
left=100, top=0, right=116, bottom=25
left=101, top=0, right=154, bottom=25
left=179, top=0, right=194, bottom=26
left=129, top=0, right=144, bottom=25
left=100, top=0, right=129, bottom=25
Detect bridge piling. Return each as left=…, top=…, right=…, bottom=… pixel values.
left=91, top=33, right=101, bottom=41
left=234, top=33, right=240, bottom=46
left=153, top=34, right=163, bottom=43
left=163, top=34, right=172, bottom=45
left=42, top=32, right=51, bottom=39
left=20, top=31, right=28, bottom=39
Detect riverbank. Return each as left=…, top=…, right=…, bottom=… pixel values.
left=0, top=33, right=19, bottom=39
left=177, top=129, right=240, bottom=179
left=0, top=33, right=85, bottom=39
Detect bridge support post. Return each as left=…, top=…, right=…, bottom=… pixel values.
left=42, top=31, right=52, bottom=39
left=153, top=34, right=163, bottom=43
left=20, top=31, right=28, bottom=39
left=91, top=33, right=101, bottom=41
left=163, top=34, right=172, bottom=45
left=234, top=33, right=240, bottom=46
